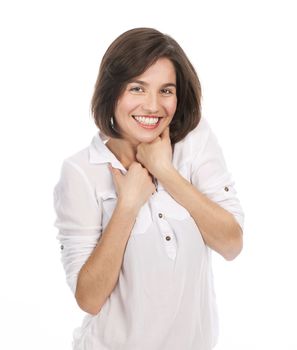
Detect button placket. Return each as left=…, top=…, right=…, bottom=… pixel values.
left=158, top=211, right=177, bottom=258
left=151, top=195, right=177, bottom=260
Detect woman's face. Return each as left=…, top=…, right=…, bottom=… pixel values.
left=114, top=57, right=177, bottom=146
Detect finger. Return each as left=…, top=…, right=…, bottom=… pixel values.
left=108, top=164, right=122, bottom=177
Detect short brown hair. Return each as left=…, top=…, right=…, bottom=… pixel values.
left=91, top=27, right=201, bottom=146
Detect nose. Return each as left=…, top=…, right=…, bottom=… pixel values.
left=141, top=92, right=159, bottom=113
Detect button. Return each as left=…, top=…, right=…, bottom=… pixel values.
left=158, top=213, right=163, bottom=218
left=224, top=186, right=229, bottom=192
left=60, top=245, right=64, bottom=250
left=165, top=236, right=171, bottom=241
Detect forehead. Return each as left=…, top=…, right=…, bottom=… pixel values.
left=132, top=58, right=176, bottom=83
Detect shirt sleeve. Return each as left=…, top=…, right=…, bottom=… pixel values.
left=190, top=121, right=245, bottom=231
left=53, top=160, right=102, bottom=295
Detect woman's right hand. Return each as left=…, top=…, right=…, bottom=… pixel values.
left=108, top=161, right=156, bottom=212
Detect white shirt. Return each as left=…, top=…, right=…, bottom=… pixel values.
left=53, top=117, right=244, bottom=350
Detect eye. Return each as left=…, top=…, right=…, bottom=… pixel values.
left=161, top=88, right=174, bottom=95
left=129, top=86, right=144, bottom=93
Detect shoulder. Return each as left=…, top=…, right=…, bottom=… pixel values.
left=187, top=116, right=211, bottom=148
left=172, top=117, right=211, bottom=167
left=63, top=147, right=90, bottom=169
left=58, top=137, right=111, bottom=194
left=55, top=148, right=91, bottom=195
left=56, top=147, right=90, bottom=186
left=60, top=131, right=104, bottom=173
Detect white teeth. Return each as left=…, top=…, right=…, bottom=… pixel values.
left=133, top=116, right=160, bottom=125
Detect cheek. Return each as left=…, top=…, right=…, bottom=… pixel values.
left=116, top=95, right=139, bottom=115
left=165, top=97, right=177, bottom=116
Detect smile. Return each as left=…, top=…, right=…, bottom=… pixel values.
left=132, top=115, right=162, bottom=127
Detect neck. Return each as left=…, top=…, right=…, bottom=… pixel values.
left=106, top=138, right=138, bottom=170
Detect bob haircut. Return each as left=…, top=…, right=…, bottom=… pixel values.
left=91, top=27, right=202, bottom=146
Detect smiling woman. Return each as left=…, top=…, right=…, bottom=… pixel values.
left=91, top=27, right=202, bottom=147
left=110, top=57, right=177, bottom=149
left=53, top=27, right=244, bottom=350
left=127, top=71, right=177, bottom=130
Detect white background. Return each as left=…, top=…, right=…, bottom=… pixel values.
left=1, top=0, right=296, bottom=349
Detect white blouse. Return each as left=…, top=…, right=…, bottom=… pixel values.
left=53, top=117, right=244, bottom=350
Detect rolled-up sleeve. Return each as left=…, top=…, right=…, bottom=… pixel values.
left=190, top=122, right=245, bottom=231
left=53, top=160, right=102, bottom=294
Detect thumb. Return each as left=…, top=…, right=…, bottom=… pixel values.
left=108, top=163, right=124, bottom=178
left=108, top=163, right=123, bottom=191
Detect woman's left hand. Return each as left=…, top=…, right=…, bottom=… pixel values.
left=136, top=126, right=174, bottom=179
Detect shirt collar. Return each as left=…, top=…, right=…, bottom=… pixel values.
left=89, top=130, right=128, bottom=174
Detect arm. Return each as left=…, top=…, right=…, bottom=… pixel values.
left=54, top=160, right=133, bottom=315
left=157, top=165, right=243, bottom=260
left=76, top=162, right=156, bottom=315
left=75, top=202, right=138, bottom=315
left=136, top=123, right=244, bottom=261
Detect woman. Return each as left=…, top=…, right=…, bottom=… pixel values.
left=53, top=27, right=244, bottom=350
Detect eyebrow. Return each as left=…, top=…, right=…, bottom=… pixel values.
left=128, top=79, right=176, bottom=88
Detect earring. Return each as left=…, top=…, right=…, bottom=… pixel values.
left=110, top=116, right=115, bottom=129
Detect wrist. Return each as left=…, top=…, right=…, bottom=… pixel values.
left=155, top=163, right=177, bottom=183
left=116, top=199, right=140, bottom=218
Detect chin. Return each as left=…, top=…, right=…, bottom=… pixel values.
left=137, top=133, right=160, bottom=143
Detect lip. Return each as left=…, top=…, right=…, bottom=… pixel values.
left=131, top=115, right=162, bottom=129
left=132, top=115, right=163, bottom=118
